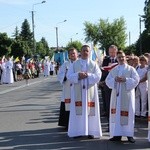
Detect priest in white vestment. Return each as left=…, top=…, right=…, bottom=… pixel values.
left=106, top=51, right=139, bottom=143
left=67, top=45, right=102, bottom=139
left=5, top=57, right=14, bottom=84
left=57, top=48, right=78, bottom=129
left=43, top=60, right=50, bottom=76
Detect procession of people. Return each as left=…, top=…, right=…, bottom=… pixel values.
left=1, top=44, right=150, bottom=144
left=57, top=44, right=150, bottom=143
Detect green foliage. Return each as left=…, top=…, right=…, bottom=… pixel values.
left=84, top=17, right=127, bottom=53
left=124, top=44, right=137, bottom=55
left=0, top=32, right=12, bottom=57
left=135, top=0, right=150, bottom=55
left=36, top=37, right=50, bottom=58
left=144, top=0, right=150, bottom=32
left=66, top=40, right=82, bottom=52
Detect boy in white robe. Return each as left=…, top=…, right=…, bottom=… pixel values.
left=57, top=48, right=78, bottom=129
left=67, top=45, right=102, bottom=139
left=106, top=51, right=139, bottom=143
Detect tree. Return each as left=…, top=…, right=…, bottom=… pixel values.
left=11, top=40, right=31, bottom=58
left=0, top=32, right=12, bottom=57
left=84, top=17, right=127, bottom=54
left=36, top=37, right=50, bottom=58
left=12, top=26, right=20, bottom=41
left=144, top=0, right=150, bottom=32
left=20, top=19, right=33, bottom=53
left=66, top=40, right=82, bottom=52
left=40, top=37, right=49, bottom=56
left=135, top=0, right=150, bottom=55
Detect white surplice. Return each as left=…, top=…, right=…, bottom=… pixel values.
left=106, top=64, right=139, bottom=137
left=57, top=60, right=72, bottom=103
left=67, top=58, right=102, bottom=138
left=5, top=60, right=14, bottom=84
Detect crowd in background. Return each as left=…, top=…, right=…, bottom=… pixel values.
left=0, top=56, right=60, bottom=85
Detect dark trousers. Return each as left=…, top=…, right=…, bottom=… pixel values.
left=103, top=84, right=112, bottom=121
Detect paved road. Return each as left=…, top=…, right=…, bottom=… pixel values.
left=0, top=75, right=149, bottom=149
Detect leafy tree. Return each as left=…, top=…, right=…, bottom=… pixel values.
left=12, top=26, right=20, bottom=41
left=40, top=37, right=49, bottom=55
left=136, top=29, right=150, bottom=54
left=84, top=17, right=127, bottom=54
left=124, top=44, right=137, bottom=55
left=135, top=0, right=150, bottom=55
left=35, top=37, right=50, bottom=58
left=20, top=19, right=32, bottom=41
left=0, top=32, right=12, bottom=57
left=20, top=19, right=33, bottom=53
left=36, top=42, right=46, bottom=58
left=144, top=0, right=150, bottom=32
left=66, top=40, right=82, bottom=52
left=11, top=40, right=31, bottom=58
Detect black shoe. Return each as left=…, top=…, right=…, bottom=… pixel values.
left=127, top=137, right=135, bottom=143
left=135, top=115, right=140, bottom=118
left=88, top=135, right=94, bottom=139
left=109, top=136, right=121, bottom=141
left=73, top=136, right=83, bottom=139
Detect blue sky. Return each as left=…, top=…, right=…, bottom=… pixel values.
left=0, top=0, right=145, bottom=48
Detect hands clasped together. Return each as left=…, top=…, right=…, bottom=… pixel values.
left=78, top=72, right=88, bottom=80
left=115, top=76, right=126, bottom=83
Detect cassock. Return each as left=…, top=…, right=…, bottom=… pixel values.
left=5, top=60, right=14, bottom=84
left=57, top=60, right=72, bottom=128
left=106, top=63, right=139, bottom=137
left=67, top=58, right=102, bottom=138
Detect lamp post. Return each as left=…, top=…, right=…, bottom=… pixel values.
left=55, top=20, right=67, bottom=51
left=139, top=15, right=145, bottom=55
left=70, top=33, right=78, bottom=43
left=31, top=1, right=46, bottom=55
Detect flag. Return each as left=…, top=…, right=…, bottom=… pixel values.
left=14, top=57, right=20, bottom=62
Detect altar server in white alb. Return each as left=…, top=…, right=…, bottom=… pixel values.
left=106, top=51, right=139, bottom=143
left=67, top=45, right=102, bottom=139
left=57, top=48, right=78, bottom=129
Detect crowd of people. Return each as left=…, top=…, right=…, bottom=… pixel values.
left=57, top=44, right=150, bottom=143
left=0, top=56, right=59, bottom=85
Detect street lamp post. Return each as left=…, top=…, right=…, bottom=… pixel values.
left=70, top=33, right=78, bottom=43
left=55, top=20, right=67, bottom=51
left=31, top=1, right=46, bottom=55
left=139, top=15, right=145, bottom=55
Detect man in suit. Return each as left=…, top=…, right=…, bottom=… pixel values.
left=99, top=45, right=118, bottom=129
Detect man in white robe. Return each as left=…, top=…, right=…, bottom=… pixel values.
left=5, top=57, right=14, bottom=84
left=43, top=60, right=50, bottom=77
left=57, top=48, right=78, bottom=129
left=106, top=51, right=139, bottom=143
left=67, top=45, right=102, bottom=139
